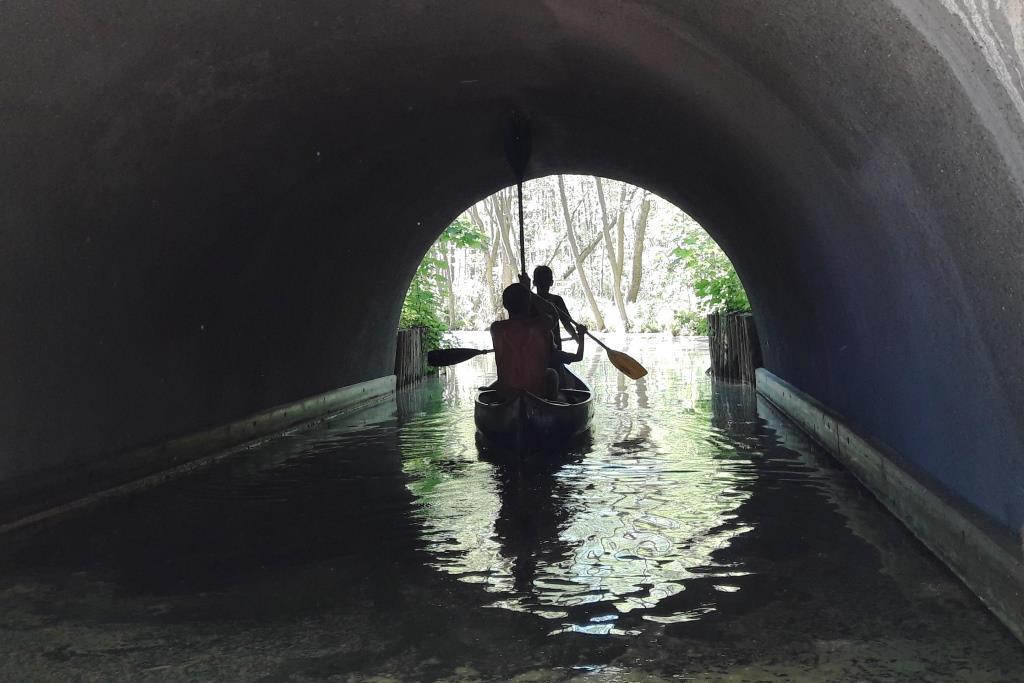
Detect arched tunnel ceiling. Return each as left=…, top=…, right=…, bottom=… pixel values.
left=2, top=2, right=1023, bottom=532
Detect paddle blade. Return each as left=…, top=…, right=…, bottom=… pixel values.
left=606, top=349, right=648, bottom=380
left=427, top=347, right=492, bottom=367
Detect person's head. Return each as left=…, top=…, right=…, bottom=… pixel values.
left=533, top=265, right=554, bottom=290
left=501, top=283, right=532, bottom=316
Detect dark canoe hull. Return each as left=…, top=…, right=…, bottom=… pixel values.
left=474, top=367, right=594, bottom=450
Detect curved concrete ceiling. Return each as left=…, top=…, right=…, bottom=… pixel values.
left=3, top=2, right=1023, bottom=533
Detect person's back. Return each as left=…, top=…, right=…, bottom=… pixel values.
left=490, top=315, right=552, bottom=397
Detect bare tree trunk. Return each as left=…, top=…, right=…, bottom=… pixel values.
left=487, top=191, right=519, bottom=284
left=626, top=196, right=651, bottom=303
left=445, top=242, right=457, bottom=327
left=487, top=192, right=524, bottom=286
left=469, top=205, right=501, bottom=318
left=485, top=235, right=501, bottom=317
left=560, top=233, right=603, bottom=279
left=484, top=196, right=508, bottom=284
left=594, top=177, right=630, bottom=331
left=558, top=175, right=605, bottom=330
left=543, top=233, right=567, bottom=267
left=616, top=184, right=627, bottom=276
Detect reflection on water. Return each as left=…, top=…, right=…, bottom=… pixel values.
left=399, top=334, right=759, bottom=634
left=3, top=335, right=1023, bottom=681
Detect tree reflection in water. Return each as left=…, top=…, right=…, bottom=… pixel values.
left=399, top=334, right=759, bottom=634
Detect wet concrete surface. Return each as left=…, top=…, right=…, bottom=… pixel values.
left=0, top=337, right=1021, bottom=681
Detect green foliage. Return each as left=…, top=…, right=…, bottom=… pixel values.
left=401, top=181, right=748, bottom=338
left=671, top=231, right=750, bottom=313
left=400, top=218, right=488, bottom=351
left=438, top=218, right=488, bottom=250
left=400, top=261, right=448, bottom=351
left=674, top=310, right=709, bottom=336
left=638, top=318, right=662, bottom=334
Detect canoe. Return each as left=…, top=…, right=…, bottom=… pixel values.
left=474, top=366, right=594, bottom=449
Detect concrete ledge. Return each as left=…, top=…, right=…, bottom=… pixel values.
left=756, top=368, right=1024, bottom=643
left=0, top=375, right=396, bottom=534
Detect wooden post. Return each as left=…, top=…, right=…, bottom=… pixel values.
left=394, top=327, right=434, bottom=387
left=707, top=312, right=762, bottom=384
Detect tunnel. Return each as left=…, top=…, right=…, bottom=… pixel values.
left=3, top=0, right=1023, bottom=636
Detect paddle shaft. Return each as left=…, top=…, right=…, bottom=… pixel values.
left=537, top=294, right=647, bottom=379
left=540, top=301, right=643, bottom=382
left=453, top=337, right=577, bottom=354
left=506, top=111, right=531, bottom=279
left=538, top=294, right=610, bottom=351
left=583, top=329, right=612, bottom=352
left=517, top=181, right=526, bottom=277
left=429, top=337, right=578, bottom=367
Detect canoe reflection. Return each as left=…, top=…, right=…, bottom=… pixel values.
left=479, top=444, right=587, bottom=596
left=403, top=336, right=759, bottom=634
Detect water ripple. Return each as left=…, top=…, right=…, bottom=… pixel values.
left=398, top=335, right=765, bottom=632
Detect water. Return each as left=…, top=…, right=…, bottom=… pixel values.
left=0, top=335, right=1021, bottom=681
left=406, top=334, right=755, bottom=634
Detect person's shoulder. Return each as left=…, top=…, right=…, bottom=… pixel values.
left=550, top=294, right=567, bottom=307
left=494, top=317, right=527, bottom=331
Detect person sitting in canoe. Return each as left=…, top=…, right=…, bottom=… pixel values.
left=530, top=265, right=579, bottom=350
left=491, top=283, right=586, bottom=400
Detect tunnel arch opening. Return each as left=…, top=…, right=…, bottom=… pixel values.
left=399, top=173, right=752, bottom=344
left=1, top=1, right=1022, bottom=605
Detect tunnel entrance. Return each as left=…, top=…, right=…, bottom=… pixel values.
left=399, top=174, right=750, bottom=349
left=4, top=326, right=1023, bottom=679
left=3, top=0, right=1024, bottom=659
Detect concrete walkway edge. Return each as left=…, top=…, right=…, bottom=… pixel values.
left=756, top=368, right=1024, bottom=644
left=0, top=375, right=397, bottom=535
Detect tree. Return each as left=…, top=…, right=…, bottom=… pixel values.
left=671, top=229, right=750, bottom=313
left=626, top=197, right=651, bottom=302
left=400, top=174, right=749, bottom=337
left=467, top=205, right=501, bottom=317
left=400, top=256, right=448, bottom=352
left=433, top=218, right=488, bottom=327
left=558, top=175, right=606, bottom=329
left=485, top=189, right=520, bottom=285
left=401, top=218, right=487, bottom=348
left=593, top=177, right=652, bottom=330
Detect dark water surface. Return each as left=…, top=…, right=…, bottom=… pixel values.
left=1, top=336, right=1022, bottom=681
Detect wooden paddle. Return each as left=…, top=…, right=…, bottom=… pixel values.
left=581, top=331, right=648, bottom=380
left=430, top=319, right=646, bottom=381
left=428, top=338, right=577, bottom=367
left=540, top=298, right=648, bottom=380
left=427, top=347, right=492, bottom=367
left=505, top=111, right=531, bottom=277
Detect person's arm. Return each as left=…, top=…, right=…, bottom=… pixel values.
left=550, top=295, right=578, bottom=342
left=517, top=274, right=560, bottom=335
left=556, top=323, right=587, bottom=363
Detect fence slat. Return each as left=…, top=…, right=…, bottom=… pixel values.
left=394, top=327, right=434, bottom=387
left=707, top=312, right=762, bottom=384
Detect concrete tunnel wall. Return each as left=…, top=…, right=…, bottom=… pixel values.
left=2, top=1, right=1023, bottom=535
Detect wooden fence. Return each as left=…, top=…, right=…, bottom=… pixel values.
left=394, top=327, right=435, bottom=387
left=707, top=312, right=762, bottom=384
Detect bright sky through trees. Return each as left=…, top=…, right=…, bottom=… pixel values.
left=401, top=175, right=748, bottom=342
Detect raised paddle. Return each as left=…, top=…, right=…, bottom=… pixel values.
left=504, top=111, right=532, bottom=277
